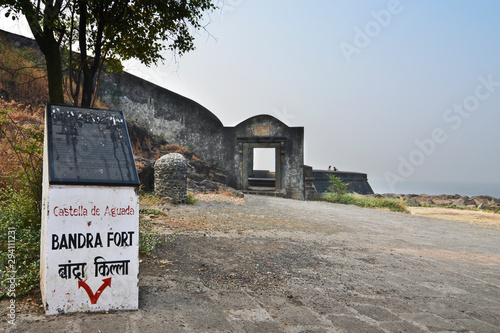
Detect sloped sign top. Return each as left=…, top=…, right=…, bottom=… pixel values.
left=46, top=104, right=139, bottom=186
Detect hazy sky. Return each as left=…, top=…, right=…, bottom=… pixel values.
left=3, top=1, right=500, bottom=193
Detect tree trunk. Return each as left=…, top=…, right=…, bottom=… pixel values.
left=44, top=44, right=65, bottom=105
left=25, top=1, right=66, bottom=105
left=29, top=30, right=64, bottom=104
left=80, top=67, right=95, bottom=107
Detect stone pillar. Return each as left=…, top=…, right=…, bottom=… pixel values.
left=154, top=153, right=188, bottom=203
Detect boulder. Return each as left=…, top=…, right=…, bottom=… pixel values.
left=406, top=198, right=421, bottom=206
left=433, top=198, right=453, bottom=206
left=187, top=171, right=205, bottom=183
left=463, top=198, right=476, bottom=206
left=423, top=199, right=435, bottom=205
left=211, top=172, right=227, bottom=184
left=188, top=159, right=213, bottom=177
left=199, top=179, right=220, bottom=192
left=452, top=199, right=466, bottom=207
left=478, top=203, right=490, bottom=210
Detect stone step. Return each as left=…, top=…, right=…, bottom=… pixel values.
left=242, top=189, right=284, bottom=198
left=248, top=177, right=276, bottom=187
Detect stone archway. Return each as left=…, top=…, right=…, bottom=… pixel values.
left=225, top=115, right=304, bottom=200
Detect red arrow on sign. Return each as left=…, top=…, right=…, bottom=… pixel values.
left=78, top=278, right=112, bottom=304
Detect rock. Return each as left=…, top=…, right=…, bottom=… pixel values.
left=453, top=199, right=466, bottom=207
left=463, top=198, right=476, bottom=206
left=187, top=171, right=205, bottom=183
left=491, top=204, right=500, bottom=211
left=478, top=203, right=490, bottom=210
left=452, top=198, right=477, bottom=207
left=211, top=172, right=227, bottom=184
left=188, top=159, right=213, bottom=177
left=199, top=179, right=219, bottom=192
left=406, top=198, right=421, bottom=206
left=474, top=195, right=494, bottom=201
left=433, top=199, right=453, bottom=206
left=135, top=157, right=154, bottom=192
left=375, top=193, right=499, bottom=209
left=424, top=199, right=435, bottom=205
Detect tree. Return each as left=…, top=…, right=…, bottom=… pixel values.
left=1, top=0, right=70, bottom=104
left=1, top=0, right=216, bottom=106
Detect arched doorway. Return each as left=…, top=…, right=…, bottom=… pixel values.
left=241, top=141, right=283, bottom=191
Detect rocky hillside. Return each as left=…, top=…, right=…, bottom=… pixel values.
left=126, top=119, right=241, bottom=196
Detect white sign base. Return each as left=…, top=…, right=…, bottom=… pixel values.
left=40, top=185, right=139, bottom=315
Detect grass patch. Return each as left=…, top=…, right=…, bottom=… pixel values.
left=138, top=213, right=175, bottom=255
left=322, top=175, right=409, bottom=213
left=139, top=191, right=163, bottom=207
left=322, top=193, right=410, bottom=213
left=139, top=208, right=166, bottom=215
left=139, top=218, right=160, bottom=255
left=186, top=191, right=198, bottom=205
left=138, top=192, right=168, bottom=254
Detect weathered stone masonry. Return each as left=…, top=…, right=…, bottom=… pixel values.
left=98, top=72, right=306, bottom=200
left=154, top=153, right=188, bottom=203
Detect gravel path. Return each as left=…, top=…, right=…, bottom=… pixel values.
left=3, top=195, right=500, bottom=332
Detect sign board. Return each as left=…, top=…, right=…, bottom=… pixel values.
left=253, top=125, right=270, bottom=137
left=41, top=105, right=139, bottom=315
left=46, top=104, right=139, bottom=186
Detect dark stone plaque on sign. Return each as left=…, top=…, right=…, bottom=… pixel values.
left=46, top=104, right=139, bottom=186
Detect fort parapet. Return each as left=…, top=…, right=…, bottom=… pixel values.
left=313, top=170, right=374, bottom=195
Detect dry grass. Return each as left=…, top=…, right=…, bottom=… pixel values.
left=195, top=192, right=245, bottom=205
left=0, top=39, right=49, bottom=104
left=0, top=100, right=44, bottom=191
left=408, top=206, right=500, bottom=228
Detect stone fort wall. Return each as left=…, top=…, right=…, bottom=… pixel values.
left=98, top=71, right=306, bottom=200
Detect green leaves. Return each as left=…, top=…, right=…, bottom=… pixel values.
left=1, top=0, right=216, bottom=105
left=0, top=187, right=41, bottom=297
left=327, top=175, right=348, bottom=195
left=82, top=0, right=216, bottom=66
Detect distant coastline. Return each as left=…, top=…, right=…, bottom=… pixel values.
left=369, top=180, right=500, bottom=199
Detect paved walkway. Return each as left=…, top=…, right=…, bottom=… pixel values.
left=2, top=195, right=499, bottom=332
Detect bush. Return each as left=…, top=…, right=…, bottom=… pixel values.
left=0, top=108, right=43, bottom=204
left=322, top=192, right=409, bottom=213
left=0, top=107, right=43, bottom=298
left=0, top=187, right=41, bottom=298
left=186, top=191, right=198, bottom=205
left=0, top=38, right=48, bottom=104
left=328, top=175, right=348, bottom=195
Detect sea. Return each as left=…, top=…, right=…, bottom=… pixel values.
left=369, top=180, right=500, bottom=198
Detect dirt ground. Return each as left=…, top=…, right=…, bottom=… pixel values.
left=2, top=194, right=499, bottom=332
